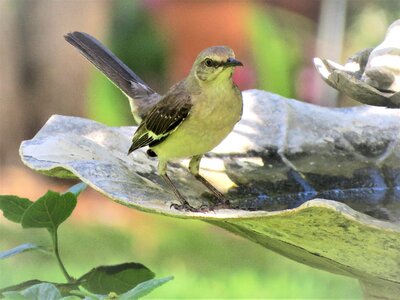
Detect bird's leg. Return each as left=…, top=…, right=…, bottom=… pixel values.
left=162, top=174, right=194, bottom=211
left=189, top=155, right=229, bottom=207
left=158, top=160, right=199, bottom=212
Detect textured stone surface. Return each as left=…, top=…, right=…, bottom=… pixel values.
left=20, top=90, right=400, bottom=298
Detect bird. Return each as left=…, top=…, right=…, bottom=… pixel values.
left=64, top=32, right=243, bottom=211
left=361, top=19, right=400, bottom=93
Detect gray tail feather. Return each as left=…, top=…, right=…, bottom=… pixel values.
left=64, top=31, right=156, bottom=100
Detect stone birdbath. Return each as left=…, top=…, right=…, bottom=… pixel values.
left=20, top=90, right=400, bottom=299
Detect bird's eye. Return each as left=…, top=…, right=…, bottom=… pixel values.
left=204, top=59, right=213, bottom=67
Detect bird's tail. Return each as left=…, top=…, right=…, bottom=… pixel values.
left=64, top=31, right=159, bottom=122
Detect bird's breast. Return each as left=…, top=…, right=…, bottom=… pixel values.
left=152, top=82, right=242, bottom=160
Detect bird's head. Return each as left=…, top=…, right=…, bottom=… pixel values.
left=191, top=46, right=243, bottom=83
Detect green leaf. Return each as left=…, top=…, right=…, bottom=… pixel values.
left=119, top=276, right=174, bottom=300
left=119, top=277, right=173, bottom=300
left=21, top=191, right=77, bottom=230
left=2, top=291, right=27, bottom=299
left=0, top=195, right=33, bottom=223
left=21, top=283, right=61, bottom=300
left=65, top=290, right=103, bottom=300
left=0, top=281, right=79, bottom=299
left=2, top=283, right=62, bottom=300
left=0, top=280, right=45, bottom=295
left=0, top=243, right=39, bottom=259
left=80, top=263, right=155, bottom=295
left=64, top=182, right=87, bottom=197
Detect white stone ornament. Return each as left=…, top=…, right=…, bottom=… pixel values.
left=314, top=20, right=400, bottom=108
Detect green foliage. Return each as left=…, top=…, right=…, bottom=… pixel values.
left=20, top=191, right=76, bottom=230
left=1, top=278, right=173, bottom=300
left=66, top=276, right=174, bottom=300
left=87, top=0, right=167, bottom=127
left=0, top=280, right=45, bottom=295
left=79, top=263, right=155, bottom=295
left=1, top=216, right=362, bottom=298
left=0, top=196, right=33, bottom=223
left=3, top=283, right=62, bottom=300
left=86, top=75, right=125, bottom=127
left=119, top=276, right=174, bottom=300
left=0, top=183, right=172, bottom=299
left=248, top=7, right=307, bottom=98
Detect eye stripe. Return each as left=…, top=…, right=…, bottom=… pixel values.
left=204, top=59, right=222, bottom=68
left=212, top=61, right=222, bottom=68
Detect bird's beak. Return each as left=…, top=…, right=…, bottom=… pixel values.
left=225, top=57, right=243, bottom=67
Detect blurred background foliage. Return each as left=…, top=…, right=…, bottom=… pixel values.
left=87, top=0, right=167, bottom=126
left=0, top=191, right=362, bottom=298
left=248, top=8, right=306, bottom=98
left=1, top=0, right=399, bottom=298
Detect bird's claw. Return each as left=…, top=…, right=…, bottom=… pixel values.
left=170, top=202, right=212, bottom=213
left=170, top=199, right=231, bottom=212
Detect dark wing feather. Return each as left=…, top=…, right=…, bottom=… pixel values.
left=64, top=32, right=158, bottom=101
left=128, top=86, right=192, bottom=154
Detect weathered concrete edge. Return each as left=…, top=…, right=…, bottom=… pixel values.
left=19, top=141, right=400, bottom=233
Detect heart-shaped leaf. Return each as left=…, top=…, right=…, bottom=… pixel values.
left=0, top=196, right=33, bottom=223
left=79, top=263, right=155, bottom=295
left=21, top=191, right=76, bottom=230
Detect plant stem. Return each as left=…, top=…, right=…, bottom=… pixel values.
left=51, top=228, right=74, bottom=283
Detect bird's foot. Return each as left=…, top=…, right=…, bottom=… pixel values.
left=170, top=202, right=211, bottom=212
left=170, top=198, right=232, bottom=212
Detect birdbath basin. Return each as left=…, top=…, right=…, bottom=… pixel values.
left=20, top=90, right=400, bottom=299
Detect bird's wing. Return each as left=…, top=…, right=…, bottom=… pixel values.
left=64, top=32, right=160, bottom=120
left=128, top=88, right=192, bottom=154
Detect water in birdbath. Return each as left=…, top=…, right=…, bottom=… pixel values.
left=227, top=165, right=400, bottom=223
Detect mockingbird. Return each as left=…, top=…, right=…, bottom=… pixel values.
left=65, top=32, right=243, bottom=211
